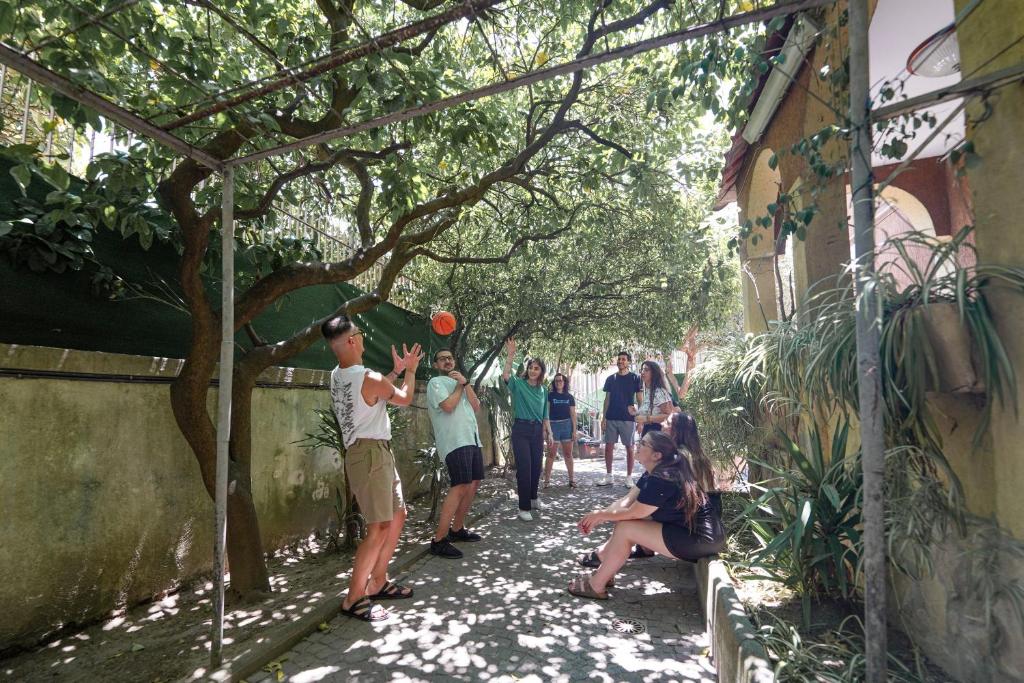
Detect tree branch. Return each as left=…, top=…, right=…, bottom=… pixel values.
left=565, top=120, right=634, bottom=158
left=410, top=207, right=580, bottom=264
left=234, top=142, right=407, bottom=222
left=338, top=155, right=375, bottom=246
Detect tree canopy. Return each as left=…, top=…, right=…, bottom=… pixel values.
left=3, top=0, right=770, bottom=594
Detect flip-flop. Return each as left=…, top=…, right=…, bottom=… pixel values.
left=568, top=481, right=578, bottom=488
left=370, top=580, right=414, bottom=600
left=629, top=546, right=655, bottom=559
left=340, top=596, right=390, bottom=622
left=576, top=550, right=601, bottom=568
left=568, top=575, right=609, bottom=600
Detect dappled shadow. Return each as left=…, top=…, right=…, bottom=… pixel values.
left=1, top=480, right=509, bottom=683
left=265, top=457, right=714, bottom=683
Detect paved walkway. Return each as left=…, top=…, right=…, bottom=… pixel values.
left=251, top=454, right=714, bottom=682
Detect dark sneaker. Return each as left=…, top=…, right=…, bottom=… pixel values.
left=448, top=527, right=482, bottom=543
left=429, top=538, right=464, bottom=558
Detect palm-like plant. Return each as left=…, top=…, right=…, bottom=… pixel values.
left=735, top=225, right=1024, bottom=597
left=414, top=446, right=449, bottom=523
left=296, top=407, right=364, bottom=550
left=751, top=227, right=1024, bottom=449
left=743, top=420, right=862, bottom=628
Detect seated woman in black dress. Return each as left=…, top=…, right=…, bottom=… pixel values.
left=568, top=431, right=725, bottom=600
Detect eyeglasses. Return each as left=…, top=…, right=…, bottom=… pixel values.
left=348, top=329, right=363, bottom=339
left=435, top=355, right=454, bottom=362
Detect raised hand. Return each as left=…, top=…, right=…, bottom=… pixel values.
left=664, top=354, right=673, bottom=375
left=683, top=327, right=699, bottom=360
left=390, top=344, right=403, bottom=374
left=505, top=336, right=516, bottom=356
left=402, top=342, right=424, bottom=372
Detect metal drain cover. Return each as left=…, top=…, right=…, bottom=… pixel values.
left=611, top=618, right=646, bottom=635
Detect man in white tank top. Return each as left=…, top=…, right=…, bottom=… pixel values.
left=322, top=315, right=423, bottom=622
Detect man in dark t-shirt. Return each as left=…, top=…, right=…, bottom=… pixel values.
left=599, top=350, right=642, bottom=487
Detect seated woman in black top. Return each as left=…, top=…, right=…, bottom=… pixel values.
left=568, top=431, right=725, bottom=600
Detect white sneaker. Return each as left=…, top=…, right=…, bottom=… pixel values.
left=518, top=510, right=533, bottom=521
left=624, top=475, right=635, bottom=487
left=597, top=474, right=612, bottom=486
left=532, top=498, right=544, bottom=510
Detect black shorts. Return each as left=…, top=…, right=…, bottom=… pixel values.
left=661, top=518, right=726, bottom=561
left=445, top=445, right=484, bottom=486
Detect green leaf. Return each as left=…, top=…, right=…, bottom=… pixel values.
left=10, top=164, right=32, bottom=196
left=0, top=1, right=14, bottom=35
left=37, top=163, right=70, bottom=191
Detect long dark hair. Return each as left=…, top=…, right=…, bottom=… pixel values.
left=550, top=372, right=570, bottom=394
left=520, top=357, right=547, bottom=385
left=644, top=431, right=706, bottom=527
left=641, top=360, right=668, bottom=413
left=668, top=412, right=715, bottom=493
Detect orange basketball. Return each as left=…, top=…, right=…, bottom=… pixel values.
left=431, top=310, right=457, bottom=336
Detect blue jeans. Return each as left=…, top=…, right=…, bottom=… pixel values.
left=511, top=419, right=543, bottom=511
left=550, top=419, right=573, bottom=442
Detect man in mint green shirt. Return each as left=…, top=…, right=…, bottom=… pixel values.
left=425, top=349, right=484, bottom=558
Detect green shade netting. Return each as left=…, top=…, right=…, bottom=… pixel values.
left=0, top=154, right=445, bottom=372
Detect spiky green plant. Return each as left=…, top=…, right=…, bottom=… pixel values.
left=751, top=611, right=927, bottom=682
left=414, top=446, right=450, bottom=523
left=295, top=407, right=364, bottom=550
left=743, top=420, right=862, bottom=627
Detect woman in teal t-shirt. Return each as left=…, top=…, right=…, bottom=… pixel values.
left=501, top=337, right=551, bottom=521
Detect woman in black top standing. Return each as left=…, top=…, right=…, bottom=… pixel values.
left=543, top=373, right=577, bottom=488
left=568, top=431, right=725, bottom=600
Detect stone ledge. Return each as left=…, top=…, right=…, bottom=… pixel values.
left=696, top=557, right=774, bottom=683
left=0, top=343, right=330, bottom=387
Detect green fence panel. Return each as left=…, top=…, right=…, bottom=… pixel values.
left=0, top=154, right=441, bottom=372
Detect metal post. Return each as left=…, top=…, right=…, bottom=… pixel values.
left=45, top=106, right=55, bottom=158
left=848, top=1, right=886, bottom=680
left=20, top=80, right=32, bottom=143
left=211, top=167, right=234, bottom=668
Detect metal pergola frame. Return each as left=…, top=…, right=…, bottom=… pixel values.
left=5, top=0, right=995, bottom=677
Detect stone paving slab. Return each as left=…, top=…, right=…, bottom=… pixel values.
left=248, top=456, right=715, bottom=682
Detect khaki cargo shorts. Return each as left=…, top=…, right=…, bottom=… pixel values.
left=345, top=438, right=405, bottom=524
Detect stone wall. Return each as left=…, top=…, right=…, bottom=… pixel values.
left=0, top=344, right=464, bottom=651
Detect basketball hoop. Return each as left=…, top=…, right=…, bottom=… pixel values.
left=907, top=23, right=960, bottom=78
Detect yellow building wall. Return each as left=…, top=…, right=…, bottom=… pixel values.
left=731, top=1, right=1024, bottom=679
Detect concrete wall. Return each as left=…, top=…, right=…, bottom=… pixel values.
left=0, top=344, right=445, bottom=651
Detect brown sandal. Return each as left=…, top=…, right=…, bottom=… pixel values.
left=568, top=575, right=609, bottom=600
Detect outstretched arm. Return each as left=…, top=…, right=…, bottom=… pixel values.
left=365, top=343, right=423, bottom=407
left=501, top=337, right=516, bottom=383
left=664, top=355, right=682, bottom=396
left=677, top=330, right=699, bottom=403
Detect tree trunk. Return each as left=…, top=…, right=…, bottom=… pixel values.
left=160, top=159, right=271, bottom=598
left=226, top=373, right=271, bottom=597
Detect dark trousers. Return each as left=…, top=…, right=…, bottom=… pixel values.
left=511, top=420, right=544, bottom=510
